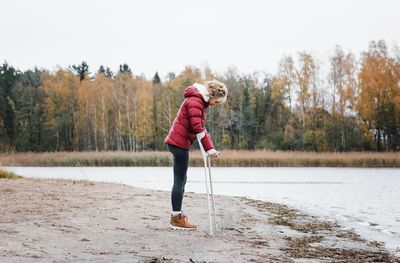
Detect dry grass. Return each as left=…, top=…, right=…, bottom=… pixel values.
left=0, top=151, right=171, bottom=167
left=1, top=150, right=399, bottom=167
left=0, top=168, right=22, bottom=179
left=194, top=150, right=400, bottom=167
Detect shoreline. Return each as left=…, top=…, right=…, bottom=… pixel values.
left=1, top=178, right=399, bottom=262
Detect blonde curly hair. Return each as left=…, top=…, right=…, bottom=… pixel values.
left=205, top=80, right=228, bottom=103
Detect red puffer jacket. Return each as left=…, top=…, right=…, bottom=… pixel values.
left=164, top=86, right=214, bottom=151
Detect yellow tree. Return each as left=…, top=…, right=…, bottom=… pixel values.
left=357, top=40, right=400, bottom=151
left=76, top=77, right=95, bottom=150
left=134, top=77, right=153, bottom=150
left=329, top=46, right=358, bottom=151
left=270, top=76, right=286, bottom=132
left=41, top=69, right=80, bottom=150
left=113, top=71, right=135, bottom=151
left=92, top=73, right=114, bottom=150
left=296, top=52, right=319, bottom=150
left=277, top=56, right=297, bottom=148
left=278, top=56, right=296, bottom=113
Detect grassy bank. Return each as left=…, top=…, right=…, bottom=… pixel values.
left=0, top=168, right=22, bottom=179
left=1, top=151, right=399, bottom=167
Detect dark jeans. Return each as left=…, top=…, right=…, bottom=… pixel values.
left=167, top=144, right=189, bottom=212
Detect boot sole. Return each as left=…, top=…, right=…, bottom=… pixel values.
left=169, top=224, right=197, bottom=231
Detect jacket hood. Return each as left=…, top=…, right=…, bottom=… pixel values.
left=184, top=84, right=209, bottom=105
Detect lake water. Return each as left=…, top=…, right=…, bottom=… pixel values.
left=4, top=166, right=400, bottom=255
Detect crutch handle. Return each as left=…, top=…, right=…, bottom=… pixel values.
left=207, top=149, right=220, bottom=159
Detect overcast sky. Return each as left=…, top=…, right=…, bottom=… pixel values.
left=1, top=0, right=399, bottom=78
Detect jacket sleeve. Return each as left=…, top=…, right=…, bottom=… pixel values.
left=201, top=130, right=215, bottom=151
left=187, top=101, right=215, bottom=151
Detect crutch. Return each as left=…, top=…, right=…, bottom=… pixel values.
left=196, top=134, right=217, bottom=236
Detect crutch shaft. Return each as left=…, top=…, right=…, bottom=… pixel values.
left=203, top=160, right=214, bottom=235
left=207, top=156, right=217, bottom=231
left=197, top=134, right=217, bottom=236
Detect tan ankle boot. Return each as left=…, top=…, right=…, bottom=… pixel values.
left=170, top=213, right=197, bottom=230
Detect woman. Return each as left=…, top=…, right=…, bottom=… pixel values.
left=164, top=80, right=228, bottom=230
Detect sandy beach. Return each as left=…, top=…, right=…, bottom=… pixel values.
left=1, top=178, right=399, bottom=263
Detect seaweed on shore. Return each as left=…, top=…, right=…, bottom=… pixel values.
left=244, top=198, right=335, bottom=233
left=284, top=235, right=395, bottom=262
left=243, top=198, right=400, bottom=262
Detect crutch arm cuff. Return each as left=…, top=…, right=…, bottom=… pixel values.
left=196, top=131, right=206, bottom=140
left=196, top=131, right=214, bottom=151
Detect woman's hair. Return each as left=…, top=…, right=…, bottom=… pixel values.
left=205, top=80, right=228, bottom=101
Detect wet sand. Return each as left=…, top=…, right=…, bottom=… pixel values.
left=1, top=178, right=399, bottom=262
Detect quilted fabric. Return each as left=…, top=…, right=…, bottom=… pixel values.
left=164, top=86, right=214, bottom=151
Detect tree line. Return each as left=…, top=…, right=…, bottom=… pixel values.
left=1, top=40, right=399, bottom=152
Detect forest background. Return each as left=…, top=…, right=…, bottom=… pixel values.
left=1, top=40, right=399, bottom=154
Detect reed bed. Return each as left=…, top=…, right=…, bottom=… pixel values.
left=1, top=151, right=399, bottom=167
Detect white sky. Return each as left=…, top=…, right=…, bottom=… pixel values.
left=1, top=0, right=399, bottom=79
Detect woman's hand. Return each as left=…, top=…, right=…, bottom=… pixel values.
left=207, top=149, right=220, bottom=158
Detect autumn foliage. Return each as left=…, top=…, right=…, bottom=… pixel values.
left=0, top=40, right=399, bottom=152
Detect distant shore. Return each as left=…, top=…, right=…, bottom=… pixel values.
left=1, top=177, right=399, bottom=262
left=1, top=150, right=400, bottom=167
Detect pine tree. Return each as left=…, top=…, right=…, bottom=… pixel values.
left=0, top=62, right=20, bottom=149
left=152, top=72, right=161, bottom=85
left=98, top=65, right=114, bottom=78
left=119, top=64, right=132, bottom=76
left=71, top=61, right=90, bottom=82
